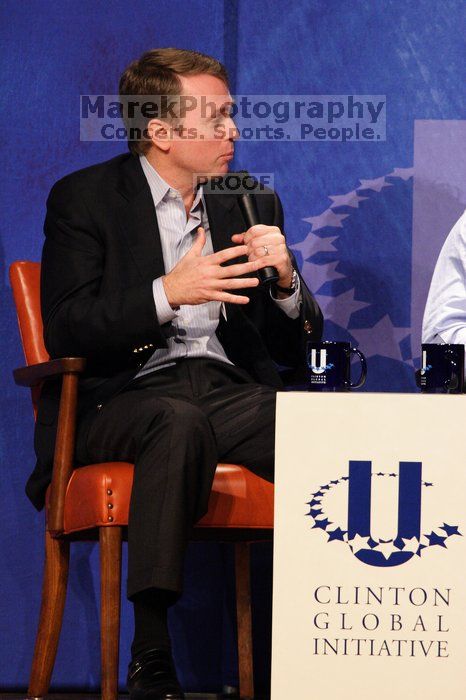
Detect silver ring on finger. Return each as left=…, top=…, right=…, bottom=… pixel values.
left=263, top=245, right=269, bottom=256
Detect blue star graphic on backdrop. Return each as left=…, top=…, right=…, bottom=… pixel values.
left=293, top=168, right=417, bottom=371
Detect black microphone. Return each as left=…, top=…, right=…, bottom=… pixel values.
left=237, top=174, right=279, bottom=286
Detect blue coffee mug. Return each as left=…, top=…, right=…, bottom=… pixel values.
left=307, top=341, right=367, bottom=391
left=417, top=343, right=465, bottom=393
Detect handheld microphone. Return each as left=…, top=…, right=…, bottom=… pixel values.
left=237, top=174, right=279, bottom=286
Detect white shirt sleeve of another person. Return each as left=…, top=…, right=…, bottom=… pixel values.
left=422, top=210, right=466, bottom=345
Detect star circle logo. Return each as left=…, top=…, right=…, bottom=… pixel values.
left=306, top=464, right=462, bottom=567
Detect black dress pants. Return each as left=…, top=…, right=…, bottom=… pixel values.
left=80, top=359, right=277, bottom=599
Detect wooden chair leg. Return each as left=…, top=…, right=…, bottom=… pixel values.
left=28, top=531, right=70, bottom=698
left=235, top=542, right=254, bottom=700
left=100, top=526, right=122, bottom=700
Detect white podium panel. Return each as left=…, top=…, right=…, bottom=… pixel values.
left=272, top=393, right=466, bottom=700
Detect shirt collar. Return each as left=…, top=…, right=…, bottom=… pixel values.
left=140, top=155, right=204, bottom=212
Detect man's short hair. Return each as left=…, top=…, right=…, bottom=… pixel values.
left=119, top=47, right=230, bottom=156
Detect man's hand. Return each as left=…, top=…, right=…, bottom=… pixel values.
left=231, top=225, right=294, bottom=291
left=162, top=226, right=271, bottom=308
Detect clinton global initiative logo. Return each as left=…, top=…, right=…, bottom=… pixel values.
left=306, top=461, right=462, bottom=567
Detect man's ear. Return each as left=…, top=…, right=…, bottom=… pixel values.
left=146, top=118, right=171, bottom=153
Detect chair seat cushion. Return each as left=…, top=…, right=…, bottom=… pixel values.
left=46, top=463, right=274, bottom=535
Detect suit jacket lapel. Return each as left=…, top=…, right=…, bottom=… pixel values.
left=115, top=157, right=251, bottom=284
left=204, top=192, right=247, bottom=258
left=115, top=155, right=165, bottom=281
left=204, top=191, right=254, bottom=322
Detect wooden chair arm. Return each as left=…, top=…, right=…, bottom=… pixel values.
left=14, top=357, right=86, bottom=535
left=13, top=358, right=86, bottom=386
left=48, top=369, right=83, bottom=535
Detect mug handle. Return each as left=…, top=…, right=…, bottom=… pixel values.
left=348, top=348, right=367, bottom=389
left=445, top=353, right=459, bottom=392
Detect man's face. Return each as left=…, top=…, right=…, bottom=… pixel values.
left=166, top=73, right=238, bottom=179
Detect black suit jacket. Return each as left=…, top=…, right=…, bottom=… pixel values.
left=27, top=153, right=323, bottom=509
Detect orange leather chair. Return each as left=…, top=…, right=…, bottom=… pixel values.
left=10, top=261, right=274, bottom=700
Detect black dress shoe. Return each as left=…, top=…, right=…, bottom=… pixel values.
left=127, top=647, right=185, bottom=700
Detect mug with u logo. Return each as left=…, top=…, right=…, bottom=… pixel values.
left=417, top=343, right=465, bottom=393
left=306, top=341, right=367, bottom=391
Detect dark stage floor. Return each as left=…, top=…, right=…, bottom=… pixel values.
left=0, top=694, right=269, bottom=699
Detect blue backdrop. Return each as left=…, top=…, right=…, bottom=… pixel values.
left=1, top=0, right=465, bottom=693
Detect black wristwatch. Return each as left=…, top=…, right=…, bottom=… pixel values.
left=274, top=268, right=298, bottom=295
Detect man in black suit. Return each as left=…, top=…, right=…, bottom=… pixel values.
left=30, top=48, right=322, bottom=699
